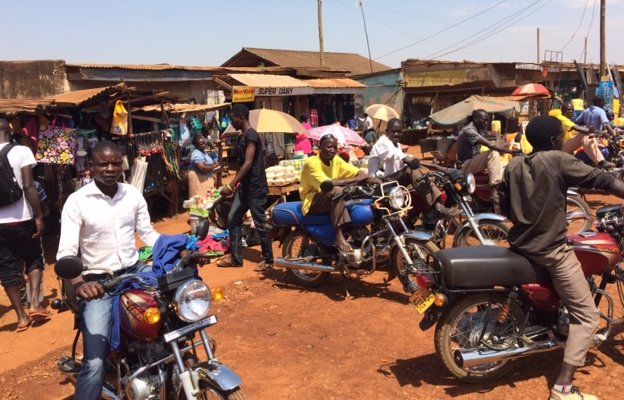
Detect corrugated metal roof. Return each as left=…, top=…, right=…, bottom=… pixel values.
left=67, top=63, right=290, bottom=73
left=228, top=74, right=310, bottom=88
left=304, top=78, right=365, bottom=88
left=0, top=98, right=55, bottom=114
left=137, top=102, right=231, bottom=114
left=46, top=84, right=125, bottom=106
left=222, top=48, right=391, bottom=75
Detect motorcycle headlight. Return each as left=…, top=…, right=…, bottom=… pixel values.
left=173, top=280, right=212, bottom=323
left=388, top=186, right=410, bottom=210
left=464, top=173, right=476, bottom=194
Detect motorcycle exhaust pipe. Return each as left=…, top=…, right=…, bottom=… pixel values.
left=274, top=258, right=336, bottom=272
left=454, top=339, right=562, bottom=368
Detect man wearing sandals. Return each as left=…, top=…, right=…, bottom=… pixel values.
left=0, top=119, right=47, bottom=332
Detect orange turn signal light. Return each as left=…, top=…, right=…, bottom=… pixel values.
left=144, top=307, right=161, bottom=324
left=211, top=287, right=224, bottom=302
left=434, top=293, right=448, bottom=307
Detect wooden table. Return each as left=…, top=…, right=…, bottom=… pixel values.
left=268, top=182, right=299, bottom=197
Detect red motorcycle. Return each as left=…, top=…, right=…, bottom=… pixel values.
left=405, top=204, right=624, bottom=382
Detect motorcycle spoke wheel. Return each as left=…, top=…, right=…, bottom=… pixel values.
left=455, top=221, right=509, bottom=248
left=435, top=293, right=524, bottom=382
left=283, top=232, right=330, bottom=286
left=566, top=195, right=592, bottom=235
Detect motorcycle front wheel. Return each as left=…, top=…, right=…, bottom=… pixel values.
left=453, top=220, right=509, bottom=248
left=566, top=194, right=592, bottom=235
left=197, top=382, right=246, bottom=400
left=434, top=293, right=525, bottom=382
left=282, top=231, right=330, bottom=287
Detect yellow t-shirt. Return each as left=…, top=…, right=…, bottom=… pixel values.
left=300, top=155, right=360, bottom=215
left=548, top=109, right=576, bottom=143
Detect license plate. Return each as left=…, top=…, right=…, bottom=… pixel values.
left=163, top=315, right=218, bottom=343
left=409, top=289, right=436, bottom=315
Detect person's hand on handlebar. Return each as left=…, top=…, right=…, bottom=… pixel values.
left=365, top=176, right=383, bottom=185
left=74, top=278, right=105, bottom=300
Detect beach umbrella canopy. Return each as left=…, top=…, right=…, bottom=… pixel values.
left=307, top=124, right=366, bottom=146
left=248, top=108, right=308, bottom=135
left=364, top=104, right=400, bottom=122
left=429, top=95, right=520, bottom=126
left=512, top=83, right=550, bottom=97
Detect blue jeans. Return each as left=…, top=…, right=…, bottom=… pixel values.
left=75, top=263, right=149, bottom=400
left=227, top=192, right=273, bottom=266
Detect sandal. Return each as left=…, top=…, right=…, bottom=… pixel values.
left=29, top=309, right=51, bottom=320
left=215, top=255, right=243, bottom=268
left=16, top=320, right=32, bottom=332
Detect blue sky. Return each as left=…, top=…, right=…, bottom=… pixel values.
left=2, top=0, right=623, bottom=68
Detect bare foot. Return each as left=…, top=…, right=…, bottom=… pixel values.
left=16, top=317, right=32, bottom=332
left=29, top=307, right=51, bottom=319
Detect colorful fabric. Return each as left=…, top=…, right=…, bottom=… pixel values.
left=36, top=121, right=78, bottom=165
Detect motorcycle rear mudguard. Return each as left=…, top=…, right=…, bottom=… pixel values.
left=452, top=213, right=506, bottom=247
left=197, top=361, right=242, bottom=392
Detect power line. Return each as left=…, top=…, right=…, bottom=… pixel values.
left=365, top=1, right=480, bottom=31
left=579, top=0, right=598, bottom=62
left=374, top=0, right=508, bottom=60
left=426, top=0, right=550, bottom=60
left=560, top=0, right=589, bottom=51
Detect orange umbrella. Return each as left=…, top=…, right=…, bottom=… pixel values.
left=512, top=83, right=550, bottom=97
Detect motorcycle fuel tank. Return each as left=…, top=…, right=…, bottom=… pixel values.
left=569, top=231, right=620, bottom=276
left=119, top=290, right=162, bottom=342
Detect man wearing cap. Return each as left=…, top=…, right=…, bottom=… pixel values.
left=300, top=133, right=379, bottom=256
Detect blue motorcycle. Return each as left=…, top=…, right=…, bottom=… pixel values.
left=271, top=180, right=440, bottom=296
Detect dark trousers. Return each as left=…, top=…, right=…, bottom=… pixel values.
left=0, top=219, right=43, bottom=289
left=227, top=192, right=273, bottom=265
left=307, top=187, right=351, bottom=228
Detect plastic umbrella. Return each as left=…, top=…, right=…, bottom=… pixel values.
left=248, top=108, right=308, bottom=135
left=512, top=83, right=550, bottom=97
left=365, top=104, right=400, bottom=122
left=307, top=124, right=366, bottom=146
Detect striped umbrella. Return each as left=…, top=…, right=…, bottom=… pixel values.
left=512, top=83, right=551, bottom=97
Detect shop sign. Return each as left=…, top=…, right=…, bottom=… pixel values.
left=233, top=86, right=255, bottom=103
left=255, top=87, right=313, bottom=97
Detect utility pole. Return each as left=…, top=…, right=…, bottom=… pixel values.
left=536, top=28, right=540, bottom=64
left=317, top=0, right=324, bottom=67
left=358, top=0, right=374, bottom=73
left=584, top=36, right=588, bottom=65
left=600, top=0, right=606, bottom=78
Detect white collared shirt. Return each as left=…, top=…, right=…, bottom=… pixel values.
left=56, top=182, right=160, bottom=275
left=368, top=135, right=406, bottom=177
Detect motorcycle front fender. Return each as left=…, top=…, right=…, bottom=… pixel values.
left=197, top=362, right=242, bottom=392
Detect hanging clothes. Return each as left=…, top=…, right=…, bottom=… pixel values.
left=110, top=100, right=129, bottom=136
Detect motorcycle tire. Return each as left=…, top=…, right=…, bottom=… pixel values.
left=197, top=382, right=246, bottom=400
left=453, top=220, right=509, bottom=248
left=434, top=292, right=525, bottom=383
left=566, top=194, right=592, bottom=235
left=282, top=231, right=330, bottom=287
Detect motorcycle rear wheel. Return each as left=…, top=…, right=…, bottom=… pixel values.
left=434, top=293, right=525, bottom=382
left=283, top=231, right=330, bottom=287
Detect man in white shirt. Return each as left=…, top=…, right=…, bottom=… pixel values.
left=57, top=140, right=160, bottom=400
left=369, top=118, right=456, bottom=218
left=0, top=119, right=46, bottom=332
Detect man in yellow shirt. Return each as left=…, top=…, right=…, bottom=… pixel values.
left=300, top=134, right=378, bottom=254
left=550, top=103, right=614, bottom=169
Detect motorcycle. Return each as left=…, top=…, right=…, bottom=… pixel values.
left=575, top=132, right=624, bottom=169
left=406, top=205, right=624, bottom=382
left=415, top=165, right=509, bottom=248
left=52, top=221, right=245, bottom=400
left=271, top=180, right=439, bottom=296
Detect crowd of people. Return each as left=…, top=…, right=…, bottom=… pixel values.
left=0, top=96, right=622, bottom=399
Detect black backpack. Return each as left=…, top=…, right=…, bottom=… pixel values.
left=0, top=143, right=24, bottom=207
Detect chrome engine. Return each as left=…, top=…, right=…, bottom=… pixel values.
left=556, top=306, right=570, bottom=337
left=126, top=374, right=161, bottom=400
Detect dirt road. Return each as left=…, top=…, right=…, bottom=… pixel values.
left=1, top=196, right=624, bottom=400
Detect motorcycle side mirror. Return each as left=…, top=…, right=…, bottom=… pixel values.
left=196, top=219, right=210, bottom=241
left=55, top=255, right=85, bottom=280
left=320, top=180, right=334, bottom=193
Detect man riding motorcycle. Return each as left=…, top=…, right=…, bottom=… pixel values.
left=56, top=141, right=161, bottom=400
left=300, top=133, right=380, bottom=259
left=368, top=118, right=457, bottom=219
left=502, top=116, right=624, bottom=400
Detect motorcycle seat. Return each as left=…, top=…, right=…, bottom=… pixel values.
left=271, top=202, right=331, bottom=227
left=435, top=246, right=551, bottom=289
